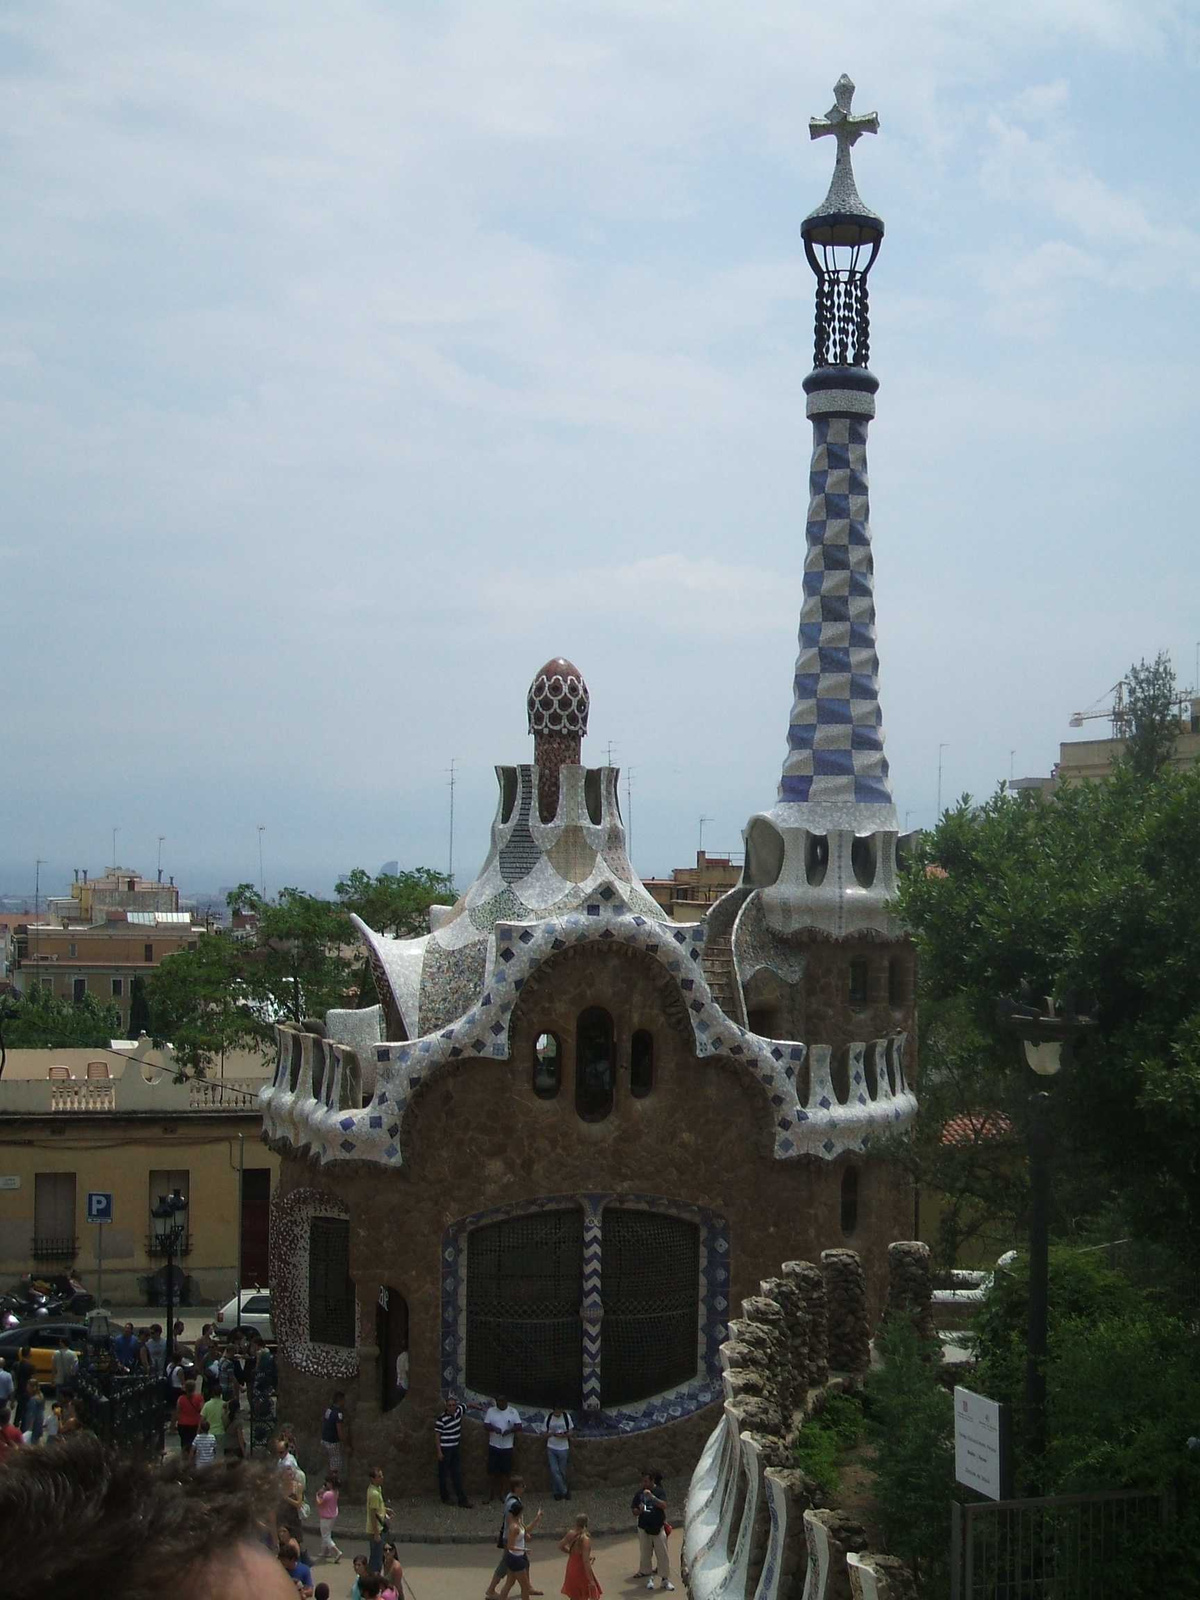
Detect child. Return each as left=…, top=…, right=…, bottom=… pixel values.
left=314, top=1587, right=330, bottom=1600
left=191, top=1417, right=218, bottom=1467
left=315, top=1473, right=342, bottom=1563
left=350, top=1555, right=370, bottom=1600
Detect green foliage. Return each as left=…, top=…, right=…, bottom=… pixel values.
left=1122, top=651, right=1179, bottom=781
left=335, top=867, right=455, bottom=1005
left=793, top=1389, right=863, bottom=1495
left=866, top=1320, right=954, bottom=1593
left=146, top=936, right=262, bottom=1073
left=0, top=985, right=122, bottom=1048
left=895, top=754, right=1200, bottom=1284
left=974, top=1248, right=1200, bottom=1502
left=127, top=974, right=151, bottom=1036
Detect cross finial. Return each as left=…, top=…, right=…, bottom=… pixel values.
left=805, top=74, right=881, bottom=229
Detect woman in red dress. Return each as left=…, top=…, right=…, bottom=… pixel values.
left=560, top=1514, right=602, bottom=1600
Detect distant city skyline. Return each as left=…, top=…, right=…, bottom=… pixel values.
left=3, top=3, right=1197, bottom=897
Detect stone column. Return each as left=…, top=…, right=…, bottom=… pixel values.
left=801, top=1508, right=868, bottom=1600
left=885, top=1240, right=935, bottom=1344
left=820, top=1250, right=869, bottom=1374
left=783, top=1260, right=828, bottom=1389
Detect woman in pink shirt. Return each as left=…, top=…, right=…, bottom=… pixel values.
left=316, top=1475, right=342, bottom=1564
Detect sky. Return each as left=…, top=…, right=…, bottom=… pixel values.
left=2, top=1, right=1198, bottom=899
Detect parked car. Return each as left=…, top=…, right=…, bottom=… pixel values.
left=0, top=1321, right=89, bottom=1387
left=215, top=1290, right=273, bottom=1341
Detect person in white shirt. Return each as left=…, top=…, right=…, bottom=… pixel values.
left=51, top=1338, right=79, bottom=1391
left=483, top=1394, right=522, bottom=1502
left=544, top=1408, right=573, bottom=1500
left=0, top=1363, right=14, bottom=1408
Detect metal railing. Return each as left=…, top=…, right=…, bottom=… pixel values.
left=951, top=1488, right=1171, bottom=1599
left=144, top=1230, right=193, bottom=1258
left=32, top=1235, right=78, bottom=1260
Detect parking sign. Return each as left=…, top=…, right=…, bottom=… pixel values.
left=87, top=1192, right=113, bottom=1224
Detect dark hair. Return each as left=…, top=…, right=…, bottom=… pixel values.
left=0, top=1408, right=8, bottom=1425
left=359, top=1578, right=384, bottom=1599
left=0, top=1433, right=279, bottom=1600
left=315, top=1586, right=331, bottom=1600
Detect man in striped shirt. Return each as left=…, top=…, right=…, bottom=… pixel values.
left=434, top=1390, right=471, bottom=1508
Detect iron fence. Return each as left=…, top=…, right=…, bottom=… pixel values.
left=950, top=1488, right=1171, bottom=1600
left=74, top=1368, right=163, bottom=1456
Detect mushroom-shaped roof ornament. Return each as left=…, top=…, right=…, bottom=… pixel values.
left=527, top=658, right=590, bottom=741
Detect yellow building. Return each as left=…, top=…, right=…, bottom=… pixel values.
left=642, top=850, right=743, bottom=923
left=0, top=1045, right=277, bottom=1307
left=13, top=916, right=203, bottom=1032
left=46, top=864, right=182, bottom=924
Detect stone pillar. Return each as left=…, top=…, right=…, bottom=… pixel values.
left=801, top=1508, right=868, bottom=1600
left=820, top=1250, right=869, bottom=1374
left=762, top=1274, right=810, bottom=1432
left=741, top=1294, right=790, bottom=1431
left=846, top=1553, right=917, bottom=1600
left=783, top=1260, right=828, bottom=1389
left=885, top=1240, right=935, bottom=1344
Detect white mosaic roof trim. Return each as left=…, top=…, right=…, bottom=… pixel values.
left=260, top=878, right=917, bottom=1168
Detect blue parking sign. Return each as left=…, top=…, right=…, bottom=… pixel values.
left=86, top=1192, right=113, bottom=1223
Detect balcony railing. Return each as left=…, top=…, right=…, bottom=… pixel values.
left=144, top=1230, right=193, bottom=1258
left=32, top=1235, right=78, bottom=1261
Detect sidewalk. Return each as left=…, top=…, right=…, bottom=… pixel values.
left=299, top=1473, right=688, bottom=1545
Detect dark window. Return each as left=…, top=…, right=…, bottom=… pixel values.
left=465, top=1210, right=583, bottom=1409
left=68, top=943, right=77, bottom=958
left=575, top=1007, right=614, bottom=1121
left=840, top=1168, right=859, bottom=1235
left=850, top=836, right=876, bottom=887
left=848, top=959, right=869, bottom=1008
left=601, top=1209, right=699, bottom=1405
left=630, top=1030, right=654, bottom=1098
left=533, top=1033, right=561, bottom=1099
left=33, top=1172, right=76, bottom=1260
left=309, top=1217, right=355, bottom=1347
left=244, top=1294, right=271, bottom=1314
left=72, top=978, right=86, bottom=1004
left=111, top=977, right=123, bottom=998
left=888, top=958, right=906, bottom=1007
left=144, top=943, right=154, bottom=963
left=805, top=833, right=828, bottom=885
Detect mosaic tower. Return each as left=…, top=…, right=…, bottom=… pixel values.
left=742, top=75, right=900, bottom=940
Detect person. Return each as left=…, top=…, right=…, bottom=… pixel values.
left=201, top=1381, right=229, bottom=1451
left=434, top=1389, right=471, bottom=1508
left=274, top=1432, right=299, bottom=1477
left=349, top=1554, right=371, bottom=1600
left=544, top=1406, right=573, bottom=1500
left=395, top=1348, right=409, bottom=1400
left=631, top=1472, right=674, bottom=1591
left=193, top=1323, right=214, bottom=1368
left=112, top=1321, right=140, bottom=1371
left=191, top=1417, right=218, bottom=1467
left=281, top=1541, right=314, bottom=1598
left=0, top=1358, right=13, bottom=1409
left=145, top=1323, right=167, bottom=1378
left=56, top=1389, right=79, bottom=1434
left=320, top=1387, right=347, bottom=1477
left=485, top=1476, right=530, bottom=1600
left=356, top=1579, right=383, bottom=1600
left=0, top=1431, right=299, bottom=1600
left=559, top=1513, right=601, bottom=1600
left=316, top=1473, right=343, bottom=1564
left=176, top=1379, right=204, bottom=1454
left=12, top=1347, right=33, bottom=1431
left=366, top=1464, right=391, bottom=1574
left=23, top=1379, right=45, bottom=1445
left=135, top=1328, right=153, bottom=1374
left=314, top=1586, right=330, bottom=1600
left=225, top=1395, right=247, bottom=1458
left=0, top=1405, right=22, bottom=1456
left=382, top=1541, right=403, bottom=1596
left=51, top=1336, right=79, bottom=1392
left=42, top=1401, right=61, bottom=1444
left=484, top=1392, right=522, bottom=1501
left=498, top=1495, right=542, bottom=1600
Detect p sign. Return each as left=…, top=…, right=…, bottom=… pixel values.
left=86, top=1192, right=113, bottom=1224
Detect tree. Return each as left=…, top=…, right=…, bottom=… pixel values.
left=1121, top=651, right=1179, bottom=780
left=0, top=987, right=122, bottom=1049
left=895, top=758, right=1200, bottom=1290
left=247, top=887, right=356, bottom=1025
left=127, top=975, right=151, bottom=1037
left=145, top=936, right=262, bottom=1074
left=335, top=866, right=455, bottom=1004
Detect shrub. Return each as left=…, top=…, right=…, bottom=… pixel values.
left=793, top=1389, right=863, bottom=1495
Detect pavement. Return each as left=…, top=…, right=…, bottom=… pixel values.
left=295, top=1528, right=674, bottom=1600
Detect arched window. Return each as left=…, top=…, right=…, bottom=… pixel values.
left=840, top=1168, right=859, bottom=1235
left=575, top=1008, right=614, bottom=1121
left=848, top=958, right=869, bottom=1009
left=630, top=1030, right=654, bottom=1098
left=533, top=1033, right=561, bottom=1099
left=309, top=1216, right=355, bottom=1347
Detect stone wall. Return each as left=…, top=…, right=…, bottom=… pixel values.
left=269, top=941, right=914, bottom=1498
left=683, top=1242, right=934, bottom=1600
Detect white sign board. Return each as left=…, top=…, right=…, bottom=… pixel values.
left=0, top=1176, right=19, bottom=1190
left=954, top=1385, right=1004, bottom=1500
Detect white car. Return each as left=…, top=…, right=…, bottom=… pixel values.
left=215, top=1289, right=273, bottom=1341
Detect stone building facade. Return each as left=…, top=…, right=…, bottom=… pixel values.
left=260, top=82, right=919, bottom=1497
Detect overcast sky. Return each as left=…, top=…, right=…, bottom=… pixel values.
left=3, top=1, right=1198, bottom=899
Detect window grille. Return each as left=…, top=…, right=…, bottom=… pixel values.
left=466, top=1210, right=583, bottom=1409
left=309, top=1216, right=355, bottom=1347
left=601, top=1209, right=699, bottom=1405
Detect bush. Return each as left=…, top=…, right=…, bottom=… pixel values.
left=866, top=1319, right=954, bottom=1594
left=793, top=1389, right=863, bottom=1495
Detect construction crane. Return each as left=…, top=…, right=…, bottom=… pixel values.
left=1069, top=681, right=1130, bottom=739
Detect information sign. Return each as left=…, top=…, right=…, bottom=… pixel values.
left=954, top=1386, right=1006, bottom=1501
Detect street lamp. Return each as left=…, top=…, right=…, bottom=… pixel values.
left=997, top=992, right=1096, bottom=1487
left=151, top=1188, right=189, bottom=1367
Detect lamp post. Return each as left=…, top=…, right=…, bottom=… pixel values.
left=151, top=1188, right=189, bottom=1367
left=998, top=992, right=1095, bottom=1487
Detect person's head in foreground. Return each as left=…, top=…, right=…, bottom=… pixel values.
left=0, top=1431, right=296, bottom=1600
